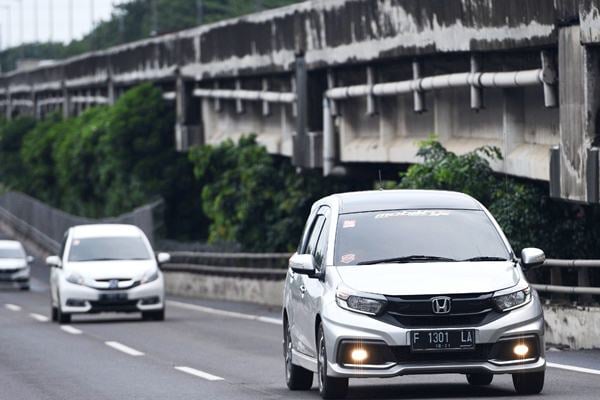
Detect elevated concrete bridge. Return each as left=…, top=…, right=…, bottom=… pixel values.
left=2, top=0, right=600, bottom=203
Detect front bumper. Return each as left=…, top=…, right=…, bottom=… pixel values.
left=59, top=276, right=165, bottom=314
left=321, top=293, right=545, bottom=378
left=0, top=267, right=30, bottom=283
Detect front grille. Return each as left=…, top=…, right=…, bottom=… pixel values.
left=381, top=292, right=501, bottom=328
left=89, top=299, right=139, bottom=313
left=392, top=344, right=493, bottom=363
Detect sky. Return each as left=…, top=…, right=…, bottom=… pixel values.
left=0, top=0, right=130, bottom=49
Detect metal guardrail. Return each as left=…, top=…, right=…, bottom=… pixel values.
left=530, top=259, right=600, bottom=296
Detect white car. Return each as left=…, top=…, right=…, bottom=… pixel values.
left=46, top=224, right=169, bottom=323
left=0, top=240, right=33, bottom=290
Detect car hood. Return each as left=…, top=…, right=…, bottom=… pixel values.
left=335, top=261, right=519, bottom=296
left=0, top=258, right=26, bottom=269
left=65, top=259, right=157, bottom=280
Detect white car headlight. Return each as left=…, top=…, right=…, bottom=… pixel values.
left=336, top=285, right=387, bottom=316
left=141, top=270, right=159, bottom=284
left=66, top=272, right=85, bottom=286
left=493, top=286, right=531, bottom=312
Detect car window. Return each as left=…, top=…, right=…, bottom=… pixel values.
left=0, top=247, right=25, bottom=259
left=59, top=234, right=68, bottom=259
left=68, top=236, right=151, bottom=262
left=335, top=209, right=510, bottom=266
left=298, top=212, right=316, bottom=254
left=304, top=216, right=325, bottom=256
left=313, top=217, right=330, bottom=269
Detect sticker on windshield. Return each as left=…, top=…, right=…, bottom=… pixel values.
left=343, top=220, right=356, bottom=229
left=340, top=254, right=356, bottom=264
left=374, top=210, right=450, bottom=219
left=72, top=239, right=80, bottom=246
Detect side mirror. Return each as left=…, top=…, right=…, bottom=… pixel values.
left=156, top=252, right=171, bottom=265
left=26, top=255, right=35, bottom=263
left=290, top=253, right=317, bottom=275
left=45, top=255, right=62, bottom=268
left=521, top=248, right=545, bottom=269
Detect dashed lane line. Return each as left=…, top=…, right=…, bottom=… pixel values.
left=29, top=313, right=49, bottom=322
left=548, top=362, right=600, bottom=376
left=60, top=325, right=83, bottom=335
left=105, top=341, right=145, bottom=357
left=167, top=300, right=282, bottom=326
left=5, top=304, right=21, bottom=311
left=174, top=366, right=224, bottom=381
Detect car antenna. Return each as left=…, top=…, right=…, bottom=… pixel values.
left=378, top=169, right=384, bottom=190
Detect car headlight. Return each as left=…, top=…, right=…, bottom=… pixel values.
left=66, top=272, right=85, bottom=285
left=141, top=270, right=159, bottom=284
left=493, top=286, right=531, bottom=312
left=336, top=285, right=387, bottom=316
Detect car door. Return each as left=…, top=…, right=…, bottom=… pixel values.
left=296, top=207, right=330, bottom=358
left=50, top=232, right=68, bottom=305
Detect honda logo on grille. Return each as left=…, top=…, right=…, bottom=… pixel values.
left=108, top=279, right=119, bottom=289
left=431, top=296, right=452, bottom=314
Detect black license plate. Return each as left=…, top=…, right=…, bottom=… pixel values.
left=99, top=293, right=128, bottom=302
left=411, top=329, right=475, bottom=351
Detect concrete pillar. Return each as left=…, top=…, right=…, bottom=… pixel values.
left=5, top=89, right=12, bottom=120
left=434, top=91, right=453, bottom=142
left=107, top=79, right=116, bottom=105
left=292, top=53, right=308, bottom=167
left=62, top=81, right=71, bottom=119
left=502, top=88, right=525, bottom=157
left=175, top=73, right=202, bottom=152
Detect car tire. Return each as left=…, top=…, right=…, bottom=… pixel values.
left=467, top=373, right=493, bottom=386
left=317, top=324, right=348, bottom=399
left=56, top=298, right=71, bottom=324
left=19, top=283, right=30, bottom=291
left=512, top=371, right=545, bottom=395
left=142, top=308, right=165, bottom=321
left=284, top=319, right=313, bottom=390
left=51, top=306, right=58, bottom=322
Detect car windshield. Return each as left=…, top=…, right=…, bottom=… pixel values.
left=0, top=248, right=25, bottom=259
left=335, top=209, right=510, bottom=266
left=68, top=236, right=151, bottom=262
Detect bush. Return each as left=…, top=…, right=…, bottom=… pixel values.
left=189, top=135, right=364, bottom=251
left=397, top=138, right=600, bottom=258
left=0, top=116, right=36, bottom=190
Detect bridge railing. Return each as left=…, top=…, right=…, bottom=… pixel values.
left=530, top=260, right=600, bottom=297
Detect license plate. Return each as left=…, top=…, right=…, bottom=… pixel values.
left=411, top=329, right=475, bottom=351
left=99, top=293, right=128, bottom=302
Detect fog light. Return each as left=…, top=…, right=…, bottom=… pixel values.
left=351, top=348, right=368, bottom=363
left=513, top=344, right=529, bottom=357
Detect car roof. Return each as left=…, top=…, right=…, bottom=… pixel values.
left=329, top=190, right=482, bottom=214
left=69, top=224, right=144, bottom=239
left=0, top=240, right=24, bottom=249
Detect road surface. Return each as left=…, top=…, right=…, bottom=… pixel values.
left=0, top=235, right=599, bottom=399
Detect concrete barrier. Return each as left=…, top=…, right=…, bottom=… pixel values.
left=543, top=304, right=600, bottom=350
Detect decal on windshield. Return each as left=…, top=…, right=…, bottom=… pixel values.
left=340, top=254, right=356, bottom=264
left=374, top=210, right=450, bottom=219
left=343, top=220, right=356, bottom=228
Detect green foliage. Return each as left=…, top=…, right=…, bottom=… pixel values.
left=0, top=116, right=36, bottom=190
left=398, top=138, right=600, bottom=258
left=0, top=0, right=303, bottom=72
left=189, top=135, right=363, bottom=251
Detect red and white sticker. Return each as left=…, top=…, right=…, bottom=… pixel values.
left=343, top=220, right=356, bottom=229
left=340, top=254, right=356, bottom=264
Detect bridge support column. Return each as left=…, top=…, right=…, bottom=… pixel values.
left=62, top=81, right=71, bottom=119
left=502, top=88, right=525, bottom=159
left=5, top=90, right=12, bottom=120
left=175, top=74, right=202, bottom=151
left=292, top=53, right=308, bottom=167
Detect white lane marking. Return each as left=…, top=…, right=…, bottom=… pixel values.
left=167, top=300, right=282, bottom=326
left=105, top=341, right=145, bottom=357
left=5, top=304, right=22, bottom=311
left=30, top=313, right=49, bottom=322
left=60, top=325, right=83, bottom=335
left=174, top=366, right=224, bottom=381
left=548, top=362, right=600, bottom=376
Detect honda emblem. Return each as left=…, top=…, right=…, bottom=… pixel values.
left=431, top=296, right=452, bottom=314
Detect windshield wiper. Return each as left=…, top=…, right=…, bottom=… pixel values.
left=357, top=255, right=458, bottom=265
left=461, top=256, right=508, bottom=262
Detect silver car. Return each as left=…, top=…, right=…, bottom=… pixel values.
left=0, top=240, right=34, bottom=290
left=283, top=190, right=546, bottom=399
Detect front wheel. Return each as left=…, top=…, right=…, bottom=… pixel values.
left=284, top=319, right=313, bottom=390
left=466, top=373, right=493, bottom=386
left=513, top=371, right=545, bottom=395
left=57, top=305, right=71, bottom=324
left=317, top=324, right=348, bottom=399
left=142, top=308, right=165, bottom=321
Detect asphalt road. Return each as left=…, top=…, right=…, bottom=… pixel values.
left=1, top=236, right=599, bottom=399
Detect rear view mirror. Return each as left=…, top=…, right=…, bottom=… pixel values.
left=156, top=252, right=171, bottom=264
left=521, top=248, right=545, bottom=269
left=290, top=253, right=317, bottom=275
left=45, top=255, right=62, bottom=268
left=26, top=255, right=35, bottom=263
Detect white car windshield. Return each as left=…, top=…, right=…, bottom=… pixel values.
left=0, top=248, right=25, bottom=259
left=68, top=236, right=151, bottom=262
left=335, top=209, right=510, bottom=266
